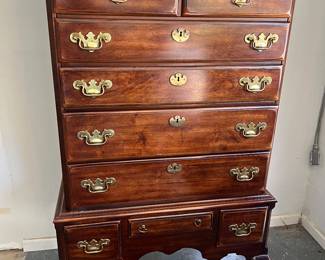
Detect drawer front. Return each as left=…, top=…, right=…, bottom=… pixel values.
left=54, top=0, right=179, bottom=16
left=63, top=108, right=277, bottom=163
left=218, top=207, right=268, bottom=246
left=64, top=222, right=120, bottom=259
left=60, top=66, right=282, bottom=109
left=67, top=153, right=270, bottom=210
left=183, top=0, right=293, bottom=18
left=129, top=212, right=213, bottom=238
left=57, top=20, right=289, bottom=63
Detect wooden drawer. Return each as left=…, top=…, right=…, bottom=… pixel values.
left=183, top=0, right=293, bottom=19
left=60, top=66, right=282, bottom=109
left=57, top=20, right=289, bottom=64
left=66, top=153, right=270, bottom=210
left=64, top=222, right=120, bottom=259
left=54, top=0, right=180, bottom=16
left=218, top=207, right=268, bottom=247
left=62, top=107, right=277, bottom=163
left=129, top=212, right=213, bottom=238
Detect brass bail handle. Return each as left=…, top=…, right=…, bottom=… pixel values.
left=77, top=239, right=110, bottom=254
left=232, top=0, right=250, bottom=7
left=70, top=31, right=112, bottom=52
left=229, top=223, right=257, bottom=237
left=81, top=177, right=117, bottom=193
left=77, top=129, right=115, bottom=146
left=230, top=167, right=260, bottom=182
left=111, top=0, right=127, bottom=4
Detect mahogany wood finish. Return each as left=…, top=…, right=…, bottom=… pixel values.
left=183, top=0, right=294, bottom=19
left=129, top=212, right=213, bottom=238
left=54, top=190, right=277, bottom=260
left=55, top=0, right=180, bottom=16
left=64, top=221, right=121, bottom=259
left=60, top=66, right=283, bottom=109
left=63, top=108, right=277, bottom=163
left=218, top=207, right=268, bottom=247
left=67, top=152, right=270, bottom=210
left=57, top=20, right=290, bottom=64
left=47, top=0, right=295, bottom=258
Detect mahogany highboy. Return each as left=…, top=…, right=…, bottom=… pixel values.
left=46, top=0, right=295, bottom=259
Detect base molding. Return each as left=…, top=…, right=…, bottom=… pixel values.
left=301, top=215, right=325, bottom=249
left=22, top=237, right=57, bottom=252
left=270, top=214, right=301, bottom=227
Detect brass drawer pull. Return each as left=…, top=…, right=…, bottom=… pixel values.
left=194, top=218, right=203, bottom=228
left=239, top=76, right=272, bottom=93
left=230, top=167, right=260, bottom=182
left=81, top=178, right=117, bottom=193
left=77, top=129, right=115, bottom=146
left=167, top=163, right=183, bottom=174
left=73, top=79, right=113, bottom=97
left=169, top=115, right=186, bottom=128
left=232, top=0, right=250, bottom=7
left=77, top=239, right=110, bottom=254
left=70, top=32, right=112, bottom=53
left=236, top=122, right=267, bottom=138
left=170, top=73, right=187, bottom=87
left=229, top=223, right=257, bottom=237
left=138, top=224, right=149, bottom=234
left=111, top=0, right=127, bottom=4
left=245, top=33, right=279, bottom=52
left=172, top=28, right=190, bottom=43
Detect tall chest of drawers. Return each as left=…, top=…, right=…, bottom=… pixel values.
left=46, top=0, right=295, bottom=259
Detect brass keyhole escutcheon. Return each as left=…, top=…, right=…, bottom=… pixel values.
left=167, top=163, right=183, bottom=174
left=194, top=218, right=203, bottom=228
left=172, top=28, right=190, bottom=43
left=169, top=115, right=186, bottom=128
left=170, top=73, right=187, bottom=87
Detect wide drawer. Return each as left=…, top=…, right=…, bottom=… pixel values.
left=54, top=0, right=180, bottom=16
left=183, top=0, right=293, bottom=19
left=66, top=153, right=270, bottom=210
left=57, top=20, right=289, bottom=63
left=60, top=66, right=283, bottom=109
left=62, top=107, right=277, bottom=163
left=64, top=221, right=120, bottom=259
left=129, top=212, right=213, bottom=238
left=218, top=207, right=268, bottom=247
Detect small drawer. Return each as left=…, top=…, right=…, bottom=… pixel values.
left=54, top=0, right=180, bottom=16
left=60, top=66, right=283, bottom=109
left=218, top=207, right=268, bottom=247
left=66, top=153, right=270, bottom=210
left=183, top=0, right=294, bottom=19
left=64, top=222, right=120, bottom=259
left=62, top=107, right=277, bottom=163
left=57, top=19, right=289, bottom=64
left=129, top=212, right=213, bottom=238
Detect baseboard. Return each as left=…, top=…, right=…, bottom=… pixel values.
left=22, top=237, right=57, bottom=252
left=270, top=214, right=301, bottom=227
left=0, top=214, right=302, bottom=252
left=0, top=242, right=21, bottom=251
left=302, top=215, right=325, bottom=249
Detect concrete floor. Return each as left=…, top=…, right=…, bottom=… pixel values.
left=1, top=225, right=324, bottom=260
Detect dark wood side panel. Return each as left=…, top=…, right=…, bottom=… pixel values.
left=57, top=20, right=290, bottom=63
left=62, top=107, right=277, bottom=163
left=54, top=0, right=180, bottom=16
left=183, top=0, right=293, bottom=19
left=60, top=66, right=282, bottom=109
left=66, top=153, right=270, bottom=210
